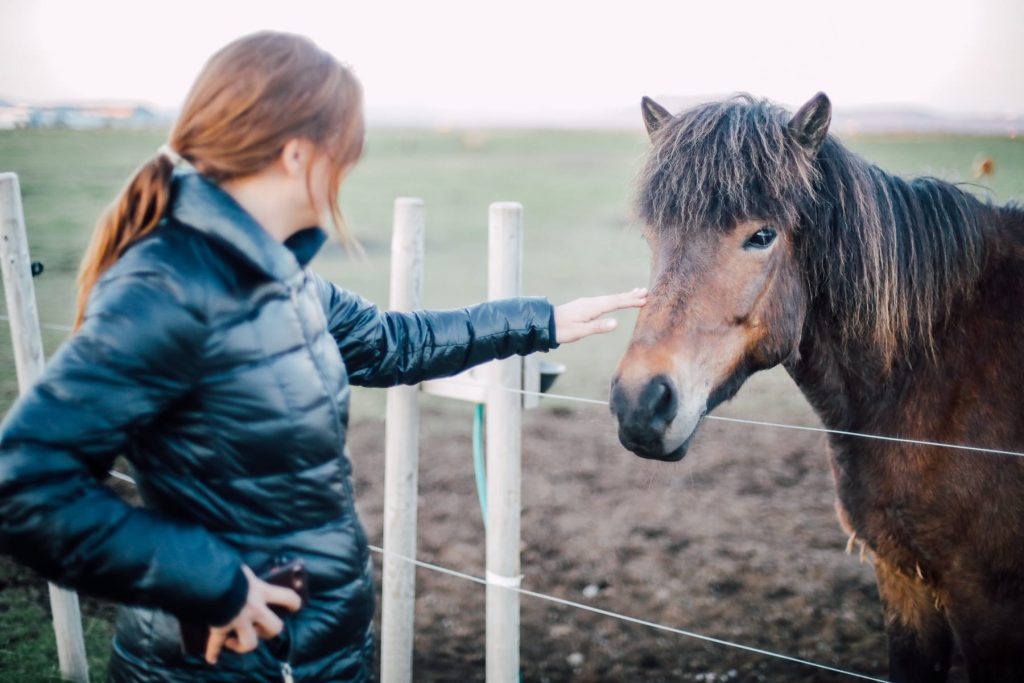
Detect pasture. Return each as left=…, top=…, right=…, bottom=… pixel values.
left=0, top=127, right=1021, bottom=681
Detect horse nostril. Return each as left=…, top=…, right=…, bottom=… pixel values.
left=645, top=375, right=678, bottom=428
left=652, top=380, right=671, bottom=415
left=610, top=374, right=678, bottom=434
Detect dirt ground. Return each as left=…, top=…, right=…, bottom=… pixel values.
left=0, top=395, right=975, bottom=682
left=346, top=397, right=969, bottom=683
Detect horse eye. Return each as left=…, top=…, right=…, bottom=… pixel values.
left=744, top=227, right=777, bottom=250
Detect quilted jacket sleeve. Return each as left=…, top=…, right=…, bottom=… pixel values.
left=311, top=273, right=559, bottom=388
left=0, top=269, right=248, bottom=626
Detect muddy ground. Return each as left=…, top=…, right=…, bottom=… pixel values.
left=346, top=398, right=967, bottom=683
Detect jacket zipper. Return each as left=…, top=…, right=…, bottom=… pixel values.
left=288, top=279, right=371, bottom=576
left=274, top=613, right=295, bottom=683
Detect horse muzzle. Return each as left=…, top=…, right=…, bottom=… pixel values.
left=609, top=373, right=707, bottom=461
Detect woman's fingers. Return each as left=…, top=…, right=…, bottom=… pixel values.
left=217, top=607, right=284, bottom=659
left=587, top=317, right=619, bottom=335
left=202, top=565, right=300, bottom=665
left=205, top=628, right=228, bottom=665
left=624, top=287, right=648, bottom=307
left=263, top=583, right=302, bottom=613
left=587, top=288, right=647, bottom=320
left=225, top=621, right=259, bottom=654
left=253, top=604, right=285, bottom=639
left=609, top=287, right=647, bottom=312
left=553, top=287, right=647, bottom=344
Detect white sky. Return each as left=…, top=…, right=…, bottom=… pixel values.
left=1, top=0, right=1022, bottom=123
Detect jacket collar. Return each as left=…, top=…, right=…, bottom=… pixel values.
left=169, top=170, right=328, bottom=282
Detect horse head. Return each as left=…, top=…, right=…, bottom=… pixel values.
left=611, top=93, right=832, bottom=461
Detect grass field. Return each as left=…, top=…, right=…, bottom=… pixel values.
left=0, top=127, right=1021, bottom=680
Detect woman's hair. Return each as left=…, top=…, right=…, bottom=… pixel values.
left=74, top=31, right=364, bottom=328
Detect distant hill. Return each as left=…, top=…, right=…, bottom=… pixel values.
left=830, top=106, right=1022, bottom=136
left=3, top=96, right=1020, bottom=135
left=370, top=95, right=1023, bottom=135
left=542, top=95, right=1023, bottom=135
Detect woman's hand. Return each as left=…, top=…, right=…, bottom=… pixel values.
left=554, top=288, right=647, bottom=344
left=205, top=565, right=302, bottom=664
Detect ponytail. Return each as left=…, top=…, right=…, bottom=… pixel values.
left=73, top=153, right=175, bottom=330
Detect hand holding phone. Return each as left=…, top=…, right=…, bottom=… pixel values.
left=181, top=559, right=307, bottom=662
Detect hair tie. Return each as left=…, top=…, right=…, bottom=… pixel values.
left=157, top=143, right=187, bottom=167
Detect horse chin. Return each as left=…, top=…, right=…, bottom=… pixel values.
left=626, top=412, right=706, bottom=462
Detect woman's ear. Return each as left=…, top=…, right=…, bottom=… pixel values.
left=279, top=138, right=315, bottom=179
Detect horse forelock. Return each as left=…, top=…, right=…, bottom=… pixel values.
left=635, top=93, right=990, bottom=369
left=636, top=95, right=818, bottom=234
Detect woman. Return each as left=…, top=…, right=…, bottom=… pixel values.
left=0, top=31, right=645, bottom=682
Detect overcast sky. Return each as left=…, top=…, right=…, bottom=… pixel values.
left=2, top=0, right=1022, bottom=124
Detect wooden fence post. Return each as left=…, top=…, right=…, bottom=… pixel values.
left=380, top=197, right=425, bottom=683
left=0, top=172, right=90, bottom=682
left=485, top=202, right=523, bottom=683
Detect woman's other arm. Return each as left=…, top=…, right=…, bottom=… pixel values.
left=0, top=269, right=248, bottom=627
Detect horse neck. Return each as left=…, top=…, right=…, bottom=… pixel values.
left=784, top=316, right=913, bottom=435
left=785, top=168, right=1017, bottom=436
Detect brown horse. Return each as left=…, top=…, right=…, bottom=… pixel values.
left=610, top=92, right=1024, bottom=682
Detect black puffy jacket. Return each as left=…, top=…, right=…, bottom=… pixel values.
left=0, top=171, right=558, bottom=682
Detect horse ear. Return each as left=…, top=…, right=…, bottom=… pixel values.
left=788, top=92, right=832, bottom=153
left=641, top=96, right=672, bottom=139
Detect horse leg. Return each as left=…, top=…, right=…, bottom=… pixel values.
left=945, top=594, right=1024, bottom=683
left=875, top=560, right=953, bottom=683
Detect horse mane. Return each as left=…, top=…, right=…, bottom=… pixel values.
left=636, top=94, right=989, bottom=366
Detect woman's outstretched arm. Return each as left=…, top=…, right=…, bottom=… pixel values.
left=311, top=272, right=645, bottom=388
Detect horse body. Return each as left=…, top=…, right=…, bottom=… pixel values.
left=793, top=204, right=1024, bottom=680
left=611, top=92, right=1024, bottom=682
